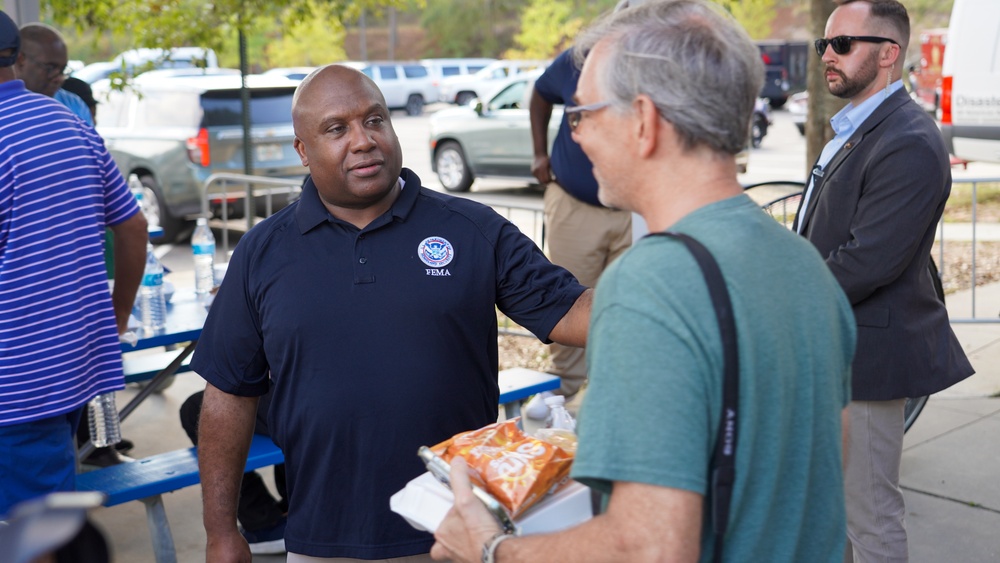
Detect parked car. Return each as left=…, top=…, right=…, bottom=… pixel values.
left=92, top=70, right=307, bottom=242
left=72, top=61, right=120, bottom=84
left=756, top=41, right=808, bottom=108
left=421, top=57, right=496, bottom=90
left=438, top=59, right=549, bottom=106
left=73, top=47, right=219, bottom=84
left=788, top=91, right=808, bottom=136
left=430, top=70, right=559, bottom=192
left=262, top=66, right=318, bottom=81
left=358, top=61, right=436, bottom=116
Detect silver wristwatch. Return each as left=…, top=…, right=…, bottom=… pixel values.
left=482, top=531, right=514, bottom=563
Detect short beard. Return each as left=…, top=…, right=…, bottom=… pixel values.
left=828, top=48, right=880, bottom=100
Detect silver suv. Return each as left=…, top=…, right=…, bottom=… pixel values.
left=359, top=62, right=436, bottom=116
left=93, top=70, right=307, bottom=242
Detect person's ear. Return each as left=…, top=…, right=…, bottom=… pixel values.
left=293, top=137, right=308, bottom=166
left=634, top=95, right=660, bottom=158
left=882, top=42, right=900, bottom=68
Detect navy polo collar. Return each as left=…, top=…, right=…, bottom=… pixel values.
left=295, top=167, right=422, bottom=234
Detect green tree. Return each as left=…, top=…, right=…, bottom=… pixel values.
left=504, top=0, right=618, bottom=59
left=505, top=0, right=581, bottom=59
left=46, top=0, right=408, bottom=64
left=264, top=1, right=349, bottom=67
left=715, top=0, right=776, bottom=39
left=421, top=0, right=528, bottom=58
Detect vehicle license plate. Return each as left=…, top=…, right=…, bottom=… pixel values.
left=256, top=143, right=283, bottom=162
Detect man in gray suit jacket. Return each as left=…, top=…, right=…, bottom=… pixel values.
left=796, top=1, right=974, bottom=561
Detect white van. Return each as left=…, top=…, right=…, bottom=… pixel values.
left=939, top=0, right=1000, bottom=162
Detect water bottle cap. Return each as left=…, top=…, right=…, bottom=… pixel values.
left=543, top=395, right=566, bottom=407
left=196, top=217, right=208, bottom=226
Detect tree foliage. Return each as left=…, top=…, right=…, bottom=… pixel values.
left=504, top=0, right=618, bottom=59
left=715, top=0, right=776, bottom=40
left=45, top=0, right=408, bottom=62
left=420, top=0, right=528, bottom=58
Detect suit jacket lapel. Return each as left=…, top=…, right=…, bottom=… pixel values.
left=796, top=89, right=912, bottom=235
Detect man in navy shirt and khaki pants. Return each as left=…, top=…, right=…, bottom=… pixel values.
left=192, top=64, right=592, bottom=562
left=528, top=47, right=632, bottom=418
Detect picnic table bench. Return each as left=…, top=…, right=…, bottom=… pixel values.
left=76, top=368, right=559, bottom=562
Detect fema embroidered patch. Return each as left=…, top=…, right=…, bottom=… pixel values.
left=417, top=236, right=454, bottom=268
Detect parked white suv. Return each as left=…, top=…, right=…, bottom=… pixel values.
left=359, top=62, right=436, bottom=116
left=421, top=57, right=496, bottom=90
left=438, top=59, right=549, bottom=106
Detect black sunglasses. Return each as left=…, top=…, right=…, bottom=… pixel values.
left=814, top=35, right=898, bottom=56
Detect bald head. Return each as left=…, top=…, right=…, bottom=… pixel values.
left=292, top=64, right=386, bottom=136
left=16, top=23, right=68, bottom=96
left=290, top=63, right=403, bottom=219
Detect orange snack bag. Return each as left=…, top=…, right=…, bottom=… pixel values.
left=431, top=419, right=574, bottom=517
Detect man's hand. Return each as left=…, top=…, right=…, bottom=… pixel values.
left=431, top=458, right=504, bottom=562
left=531, top=154, right=553, bottom=185
left=206, top=528, right=252, bottom=563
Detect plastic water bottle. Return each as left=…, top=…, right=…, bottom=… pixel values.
left=535, top=395, right=578, bottom=453
left=87, top=392, right=122, bottom=447
left=129, top=173, right=159, bottom=229
left=139, top=242, right=166, bottom=332
left=545, top=395, right=577, bottom=432
left=192, top=217, right=216, bottom=294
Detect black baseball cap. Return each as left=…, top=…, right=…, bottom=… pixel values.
left=0, top=10, right=19, bottom=67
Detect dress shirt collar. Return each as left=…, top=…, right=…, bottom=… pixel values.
left=830, top=79, right=905, bottom=137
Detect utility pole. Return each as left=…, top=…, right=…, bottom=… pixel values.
left=359, top=10, right=368, bottom=61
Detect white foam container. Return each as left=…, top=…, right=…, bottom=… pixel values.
left=390, top=471, right=593, bottom=535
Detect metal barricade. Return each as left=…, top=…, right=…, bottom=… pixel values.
left=938, top=176, right=1000, bottom=323
left=202, top=173, right=304, bottom=257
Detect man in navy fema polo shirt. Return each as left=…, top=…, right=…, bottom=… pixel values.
left=192, top=64, right=592, bottom=562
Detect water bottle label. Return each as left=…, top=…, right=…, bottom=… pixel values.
left=193, top=243, right=215, bottom=255
left=142, top=272, right=163, bottom=286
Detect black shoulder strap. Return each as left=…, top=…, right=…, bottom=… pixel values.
left=647, top=231, right=738, bottom=563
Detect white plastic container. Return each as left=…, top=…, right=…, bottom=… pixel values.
left=390, top=471, right=593, bottom=535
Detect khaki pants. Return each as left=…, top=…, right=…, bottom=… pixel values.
left=543, top=183, right=632, bottom=396
left=843, top=399, right=908, bottom=563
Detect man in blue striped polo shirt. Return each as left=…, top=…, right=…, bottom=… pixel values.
left=0, top=10, right=149, bottom=516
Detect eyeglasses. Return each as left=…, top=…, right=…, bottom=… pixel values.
left=813, top=35, right=898, bottom=57
left=565, top=100, right=612, bottom=131
left=25, top=54, right=70, bottom=78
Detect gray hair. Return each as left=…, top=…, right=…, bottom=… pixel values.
left=574, top=0, right=764, bottom=155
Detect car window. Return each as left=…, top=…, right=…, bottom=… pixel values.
left=403, top=65, right=428, bottom=78
left=378, top=65, right=399, bottom=80
left=361, top=67, right=375, bottom=79
left=442, top=66, right=461, bottom=76
left=468, top=65, right=488, bottom=73
left=94, top=89, right=129, bottom=127
left=488, top=80, right=527, bottom=112
left=135, top=91, right=202, bottom=128
left=490, top=68, right=508, bottom=79
left=199, top=88, right=297, bottom=127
